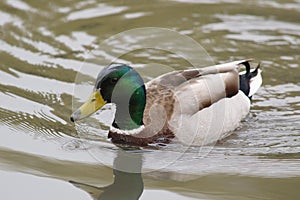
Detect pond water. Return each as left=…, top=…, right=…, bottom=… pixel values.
left=0, top=0, right=300, bottom=199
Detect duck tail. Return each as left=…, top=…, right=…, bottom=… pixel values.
left=239, top=61, right=262, bottom=99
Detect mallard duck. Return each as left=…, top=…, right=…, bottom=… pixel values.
left=70, top=59, right=262, bottom=146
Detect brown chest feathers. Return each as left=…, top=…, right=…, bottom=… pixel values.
left=108, top=82, right=177, bottom=146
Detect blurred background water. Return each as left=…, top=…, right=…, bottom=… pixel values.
left=0, top=0, right=299, bottom=199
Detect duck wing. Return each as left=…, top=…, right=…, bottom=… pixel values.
left=145, top=60, right=251, bottom=117
left=169, top=60, right=260, bottom=145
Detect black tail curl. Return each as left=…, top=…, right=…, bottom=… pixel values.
left=239, top=61, right=260, bottom=98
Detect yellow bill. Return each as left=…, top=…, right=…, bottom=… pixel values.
left=70, top=90, right=106, bottom=122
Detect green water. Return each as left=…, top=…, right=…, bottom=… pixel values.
left=0, top=0, right=299, bottom=199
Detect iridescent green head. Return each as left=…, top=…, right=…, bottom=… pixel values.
left=70, top=64, right=146, bottom=130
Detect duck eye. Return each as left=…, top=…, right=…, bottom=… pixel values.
left=91, top=98, right=96, bottom=102
left=111, top=77, right=118, bottom=83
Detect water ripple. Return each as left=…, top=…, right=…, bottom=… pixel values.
left=66, top=3, right=127, bottom=21
left=203, top=14, right=300, bottom=45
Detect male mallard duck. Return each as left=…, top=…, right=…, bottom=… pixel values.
left=70, top=60, right=262, bottom=146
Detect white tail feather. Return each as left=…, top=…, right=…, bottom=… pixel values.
left=249, top=69, right=262, bottom=97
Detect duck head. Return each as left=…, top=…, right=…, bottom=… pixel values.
left=70, top=64, right=146, bottom=130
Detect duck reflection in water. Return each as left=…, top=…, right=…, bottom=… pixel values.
left=70, top=149, right=144, bottom=200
